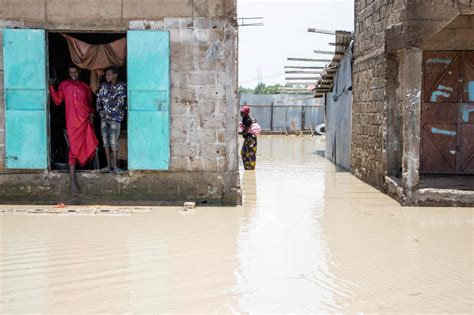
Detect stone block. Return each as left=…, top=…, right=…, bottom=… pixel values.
left=171, top=113, right=198, bottom=130
left=170, top=72, right=188, bottom=89
left=171, top=143, right=198, bottom=157
left=217, top=129, right=226, bottom=143
left=199, top=114, right=226, bottom=129
left=193, top=17, right=211, bottom=29
left=170, top=98, right=189, bottom=116
left=170, top=50, right=197, bottom=72
left=170, top=157, right=190, bottom=171
left=190, top=157, right=223, bottom=172
left=122, top=0, right=192, bottom=20
left=191, top=99, right=217, bottom=115
left=187, top=71, right=217, bottom=86
left=193, top=29, right=209, bottom=42
left=47, top=0, right=122, bottom=26
left=188, top=128, right=217, bottom=143
left=169, top=29, right=181, bottom=43
left=170, top=128, right=188, bottom=144
left=199, top=144, right=226, bottom=158
left=2, top=0, right=46, bottom=23
left=164, top=18, right=181, bottom=30
left=179, top=29, right=194, bottom=43
left=179, top=18, right=194, bottom=29
left=128, top=20, right=164, bottom=30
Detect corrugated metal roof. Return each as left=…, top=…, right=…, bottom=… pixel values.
left=312, top=31, right=353, bottom=97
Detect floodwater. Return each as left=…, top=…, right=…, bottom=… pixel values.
left=1, top=136, right=473, bottom=313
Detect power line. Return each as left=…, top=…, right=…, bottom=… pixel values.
left=240, top=72, right=286, bottom=84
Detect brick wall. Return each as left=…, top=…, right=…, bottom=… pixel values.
left=352, top=0, right=405, bottom=189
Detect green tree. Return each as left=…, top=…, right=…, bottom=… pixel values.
left=264, top=84, right=282, bottom=94
left=238, top=85, right=254, bottom=94
left=239, top=83, right=284, bottom=94
left=254, top=82, right=266, bottom=94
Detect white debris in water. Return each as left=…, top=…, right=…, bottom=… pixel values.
left=182, top=202, right=196, bottom=211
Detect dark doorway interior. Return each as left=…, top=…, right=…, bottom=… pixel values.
left=48, top=32, right=128, bottom=171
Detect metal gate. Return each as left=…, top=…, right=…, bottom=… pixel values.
left=421, top=51, right=474, bottom=174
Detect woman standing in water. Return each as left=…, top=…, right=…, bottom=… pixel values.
left=239, top=105, right=258, bottom=170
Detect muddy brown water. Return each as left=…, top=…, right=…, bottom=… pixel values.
left=1, top=136, right=473, bottom=313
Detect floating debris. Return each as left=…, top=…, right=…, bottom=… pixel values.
left=182, top=202, right=196, bottom=211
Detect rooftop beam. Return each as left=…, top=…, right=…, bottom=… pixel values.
left=307, top=28, right=335, bottom=35
left=284, top=66, right=324, bottom=69
left=287, top=57, right=332, bottom=62
left=285, top=71, right=322, bottom=74
left=286, top=77, right=322, bottom=80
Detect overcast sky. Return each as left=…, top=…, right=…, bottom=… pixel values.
left=238, top=0, right=354, bottom=88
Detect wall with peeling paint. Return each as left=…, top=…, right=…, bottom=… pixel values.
left=0, top=1, right=241, bottom=205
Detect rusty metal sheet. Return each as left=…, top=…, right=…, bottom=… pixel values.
left=422, top=103, right=458, bottom=123
left=423, top=52, right=461, bottom=103
left=462, top=52, right=474, bottom=102
left=421, top=124, right=457, bottom=174
left=460, top=124, right=474, bottom=174
left=421, top=51, right=474, bottom=175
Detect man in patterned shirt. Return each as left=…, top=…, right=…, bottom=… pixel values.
left=96, top=66, right=127, bottom=174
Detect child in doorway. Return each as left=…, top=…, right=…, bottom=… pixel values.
left=96, top=66, right=127, bottom=174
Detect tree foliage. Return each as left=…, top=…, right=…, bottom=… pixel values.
left=239, top=83, right=283, bottom=95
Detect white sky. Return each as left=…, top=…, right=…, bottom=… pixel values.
left=238, top=0, right=354, bottom=88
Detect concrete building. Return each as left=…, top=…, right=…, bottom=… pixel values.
left=0, top=0, right=241, bottom=205
left=352, top=0, right=474, bottom=206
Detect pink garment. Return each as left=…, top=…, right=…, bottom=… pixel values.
left=248, top=122, right=261, bottom=136
left=50, top=80, right=99, bottom=166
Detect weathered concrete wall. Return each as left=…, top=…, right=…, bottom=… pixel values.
left=423, top=15, right=474, bottom=50
left=353, top=0, right=474, bottom=206
left=0, top=0, right=236, bottom=29
left=0, top=1, right=241, bottom=205
left=0, top=171, right=233, bottom=205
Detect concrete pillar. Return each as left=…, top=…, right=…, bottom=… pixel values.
left=402, top=48, right=423, bottom=197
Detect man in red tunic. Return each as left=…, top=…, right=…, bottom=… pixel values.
left=50, top=64, right=99, bottom=196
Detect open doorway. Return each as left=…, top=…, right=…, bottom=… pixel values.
left=48, top=32, right=128, bottom=171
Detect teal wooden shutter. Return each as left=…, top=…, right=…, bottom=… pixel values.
left=3, top=29, right=47, bottom=169
left=127, top=30, right=170, bottom=170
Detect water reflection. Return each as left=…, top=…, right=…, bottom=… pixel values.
left=236, top=136, right=336, bottom=313
left=0, top=136, right=472, bottom=313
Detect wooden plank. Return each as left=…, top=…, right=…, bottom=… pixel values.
left=287, top=57, right=333, bottom=62
left=284, top=66, right=324, bottom=69
left=314, top=50, right=344, bottom=55
left=285, top=77, right=321, bottom=80
left=329, top=42, right=349, bottom=47
left=307, top=28, right=335, bottom=35
left=285, top=71, right=322, bottom=74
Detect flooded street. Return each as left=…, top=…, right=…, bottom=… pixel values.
left=1, top=136, right=473, bottom=313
